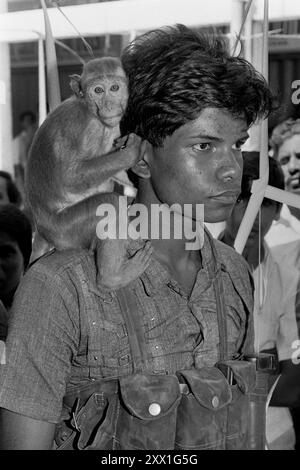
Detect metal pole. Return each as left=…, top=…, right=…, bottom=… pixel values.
left=0, top=0, right=13, bottom=173
left=38, top=37, right=47, bottom=126
left=40, top=0, right=61, bottom=111
left=230, top=0, right=245, bottom=53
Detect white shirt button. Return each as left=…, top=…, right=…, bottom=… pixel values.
left=148, top=403, right=161, bottom=416
left=212, top=396, right=219, bottom=408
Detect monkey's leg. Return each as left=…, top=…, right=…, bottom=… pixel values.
left=39, top=193, right=153, bottom=288
left=42, top=192, right=122, bottom=250
left=96, top=239, right=153, bottom=289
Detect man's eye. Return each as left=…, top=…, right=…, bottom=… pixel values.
left=94, top=86, right=104, bottom=94
left=279, top=156, right=290, bottom=166
left=193, top=143, right=213, bottom=151
left=232, top=141, right=245, bottom=150
left=110, top=84, right=120, bottom=92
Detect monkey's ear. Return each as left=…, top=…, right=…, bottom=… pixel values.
left=69, top=74, right=83, bottom=98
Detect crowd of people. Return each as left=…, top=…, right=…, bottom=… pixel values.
left=0, top=24, right=299, bottom=450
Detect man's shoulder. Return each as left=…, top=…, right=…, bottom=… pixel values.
left=27, top=247, right=95, bottom=280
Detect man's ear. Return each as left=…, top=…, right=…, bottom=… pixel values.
left=70, top=74, right=83, bottom=98
left=131, top=140, right=151, bottom=179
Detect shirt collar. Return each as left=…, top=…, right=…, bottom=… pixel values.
left=127, top=229, right=220, bottom=298
left=85, top=228, right=220, bottom=299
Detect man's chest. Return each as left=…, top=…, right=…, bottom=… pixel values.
left=70, top=267, right=249, bottom=388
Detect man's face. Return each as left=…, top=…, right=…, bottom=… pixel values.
left=0, top=231, right=24, bottom=303
left=277, top=134, right=300, bottom=194
left=0, top=178, right=10, bottom=206
left=146, top=108, right=248, bottom=223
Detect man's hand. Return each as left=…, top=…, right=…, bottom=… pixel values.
left=115, top=133, right=147, bottom=168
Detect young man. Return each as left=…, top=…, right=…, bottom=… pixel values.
left=0, top=25, right=273, bottom=449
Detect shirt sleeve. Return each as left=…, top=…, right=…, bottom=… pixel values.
left=0, top=263, right=80, bottom=423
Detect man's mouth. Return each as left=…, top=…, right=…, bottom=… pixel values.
left=287, top=176, right=300, bottom=191
left=210, top=190, right=240, bottom=204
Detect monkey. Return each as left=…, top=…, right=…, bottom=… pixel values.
left=26, top=57, right=152, bottom=289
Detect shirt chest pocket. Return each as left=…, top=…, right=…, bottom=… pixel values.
left=85, top=298, right=132, bottom=369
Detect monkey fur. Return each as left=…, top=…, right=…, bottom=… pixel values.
left=26, top=57, right=152, bottom=288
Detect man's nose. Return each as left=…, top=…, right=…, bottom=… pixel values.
left=288, top=153, right=300, bottom=175
left=216, top=149, right=242, bottom=183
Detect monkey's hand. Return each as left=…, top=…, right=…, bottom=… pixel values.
left=114, top=133, right=146, bottom=168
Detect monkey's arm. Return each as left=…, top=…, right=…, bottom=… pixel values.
left=77, top=149, right=131, bottom=187
left=68, top=134, right=144, bottom=193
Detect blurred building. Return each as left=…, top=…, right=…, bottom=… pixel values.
left=8, top=0, right=122, bottom=137
left=1, top=0, right=300, bottom=170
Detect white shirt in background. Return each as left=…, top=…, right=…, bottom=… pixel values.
left=265, top=204, right=300, bottom=248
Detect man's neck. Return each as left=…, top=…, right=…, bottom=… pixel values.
left=133, top=188, right=203, bottom=264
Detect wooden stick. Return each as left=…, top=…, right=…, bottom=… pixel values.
left=40, top=0, right=61, bottom=112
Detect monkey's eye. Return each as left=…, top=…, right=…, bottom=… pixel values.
left=110, top=84, right=120, bottom=92
left=94, top=86, right=104, bottom=94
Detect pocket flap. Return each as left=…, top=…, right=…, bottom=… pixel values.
left=178, top=368, right=232, bottom=410
left=217, top=360, right=256, bottom=393
left=119, top=374, right=181, bottom=420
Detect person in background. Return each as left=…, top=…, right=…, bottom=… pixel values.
left=266, top=118, right=300, bottom=248
left=0, top=204, right=32, bottom=339
left=0, top=171, right=22, bottom=209
left=220, top=152, right=300, bottom=449
left=12, top=111, right=37, bottom=198
left=267, top=118, right=300, bottom=450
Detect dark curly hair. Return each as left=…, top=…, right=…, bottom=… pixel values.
left=121, top=24, right=275, bottom=147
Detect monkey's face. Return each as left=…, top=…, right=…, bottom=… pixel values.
left=86, top=69, right=128, bottom=127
